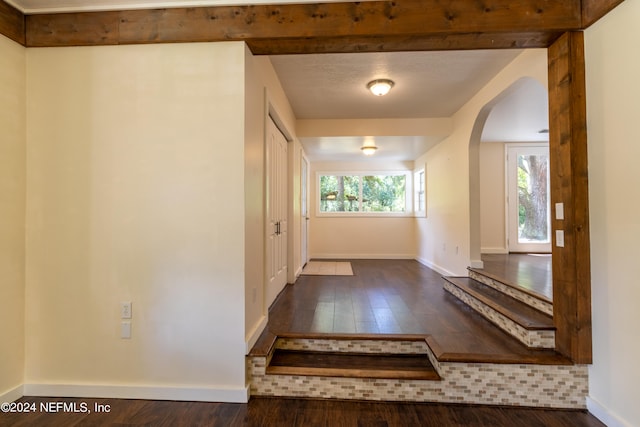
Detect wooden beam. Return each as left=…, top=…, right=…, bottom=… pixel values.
left=0, top=0, right=25, bottom=45
left=548, top=32, right=592, bottom=364
left=246, top=32, right=565, bottom=55
left=26, top=0, right=582, bottom=51
left=582, top=0, right=625, bottom=28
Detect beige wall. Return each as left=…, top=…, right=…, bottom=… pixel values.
left=479, top=141, right=507, bottom=253
left=585, top=2, right=640, bottom=426
left=243, top=52, right=299, bottom=350
left=309, top=160, right=416, bottom=259
left=25, top=42, right=248, bottom=401
left=415, top=49, right=547, bottom=275
left=0, top=34, right=26, bottom=402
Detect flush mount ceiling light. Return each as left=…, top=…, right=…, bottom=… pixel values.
left=367, top=79, right=395, bottom=96
left=361, top=142, right=378, bottom=156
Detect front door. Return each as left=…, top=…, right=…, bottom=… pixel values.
left=507, top=144, right=551, bottom=253
left=266, top=116, right=288, bottom=307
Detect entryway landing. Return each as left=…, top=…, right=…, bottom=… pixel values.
left=474, top=253, right=552, bottom=302
left=247, top=259, right=586, bottom=409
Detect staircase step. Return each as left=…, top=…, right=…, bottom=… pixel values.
left=445, top=277, right=554, bottom=330
left=248, top=335, right=587, bottom=407
left=443, top=276, right=555, bottom=349
left=468, top=268, right=553, bottom=316
left=267, top=349, right=441, bottom=380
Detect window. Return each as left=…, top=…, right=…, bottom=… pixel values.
left=414, top=166, right=426, bottom=217
left=318, top=172, right=411, bottom=215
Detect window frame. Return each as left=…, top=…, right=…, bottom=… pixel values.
left=316, top=170, right=413, bottom=217
left=414, top=165, right=426, bottom=217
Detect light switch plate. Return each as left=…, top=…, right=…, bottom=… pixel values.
left=555, top=202, right=565, bottom=220
left=556, top=230, right=565, bottom=247
left=121, top=321, right=131, bottom=339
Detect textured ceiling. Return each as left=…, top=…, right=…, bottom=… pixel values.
left=269, top=50, right=547, bottom=161
left=269, top=50, right=523, bottom=120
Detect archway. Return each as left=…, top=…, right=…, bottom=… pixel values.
left=468, top=77, right=548, bottom=268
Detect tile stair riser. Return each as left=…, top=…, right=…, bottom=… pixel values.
left=443, top=281, right=555, bottom=349
left=274, top=337, right=443, bottom=377
left=468, top=270, right=553, bottom=316
left=248, top=361, right=588, bottom=409
left=275, top=338, right=430, bottom=355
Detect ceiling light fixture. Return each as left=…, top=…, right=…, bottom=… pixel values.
left=361, top=142, right=378, bottom=156
left=367, top=79, right=395, bottom=96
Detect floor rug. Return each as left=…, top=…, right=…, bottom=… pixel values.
left=301, top=261, right=354, bottom=276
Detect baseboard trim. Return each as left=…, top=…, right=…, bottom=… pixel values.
left=1, top=384, right=24, bottom=403
left=480, top=247, right=508, bottom=254
left=470, top=259, right=484, bottom=269
left=311, top=253, right=415, bottom=260
left=246, top=315, right=268, bottom=354
left=587, top=396, right=633, bottom=427
left=23, top=383, right=249, bottom=403
left=415, top=257, right=456, bottom=277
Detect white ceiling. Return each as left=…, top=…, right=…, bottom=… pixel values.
left=7, top=0, right=349, bottom=13
left=270, top=50, right=548, bottom=161
left=270, top=50, right=523, bottom=120
left=9, top=0, right=549, bottom=162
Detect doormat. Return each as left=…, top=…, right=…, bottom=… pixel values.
left=301, top=261, right=354, bottom=276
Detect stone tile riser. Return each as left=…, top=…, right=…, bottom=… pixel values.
left=443, top=281, right=555, bottom=349
left=468, top=270, right=553, bottom=316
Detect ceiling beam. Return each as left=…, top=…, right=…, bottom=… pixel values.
left=24, top=0, right=584, bottom=52
left=581, top=0, right=625, bottom=28
left=0, top=0, right=25, bottom=45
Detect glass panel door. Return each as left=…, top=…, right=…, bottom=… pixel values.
left=507, top=144, right=551, bottom=253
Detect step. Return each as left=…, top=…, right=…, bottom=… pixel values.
left=267, top=349, right=441, bottom=380
left=468, top=268, right=553, bottom=316
left=443, top=276, right=555, bottom=349
left=247, top=335, right=588, bottom=408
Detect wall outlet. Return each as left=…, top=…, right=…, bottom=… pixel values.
left=121, top=301, right=132, bottom=319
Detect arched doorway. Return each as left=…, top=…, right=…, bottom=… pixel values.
left=468, top=77, right=548, bottom=267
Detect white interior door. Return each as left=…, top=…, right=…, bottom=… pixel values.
left=301, top=155, right=309, bottom=267
left=507, top=144, right=551, bottom=253
left=266, top=117, right=288, bottom=307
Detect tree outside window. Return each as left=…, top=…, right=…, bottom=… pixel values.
left=319, top=173, right=408, bottom=214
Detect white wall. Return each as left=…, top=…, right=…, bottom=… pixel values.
left=414, top=49, right=547, bottom=276
left=585, top=2, right=640, bottom=426
left=479, top=141, right=507, bottom=253
left=25, top=42, right=248, bottom=402
left=0, top=34, right=26, bottom=403
left=243, top=52, right=299, bottom=350
left=243, top=47, right=267, bottom=353
left=309, top=160, right=416, bottom=259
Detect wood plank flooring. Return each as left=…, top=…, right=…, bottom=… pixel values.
left=477, top=254, right=553, bottom=301
left=442, top=276, right=554, bottom=330
left=263, top=259, right=564, bottom=364
left=0, top=396, right=605, bottom=426
left=268, top=349, right=440, bottom=380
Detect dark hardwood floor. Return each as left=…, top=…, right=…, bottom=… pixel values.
left=2, top=259, right=603, bottom=427
left=0, top=397, right=605, bottom=427
left=477, top=253, right=552, bottom=301
left=262, top=259, right=563, bottom=363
